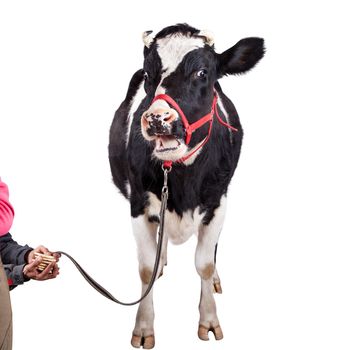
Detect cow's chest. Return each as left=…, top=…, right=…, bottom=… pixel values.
left=147, top=192, right=204, bottom=244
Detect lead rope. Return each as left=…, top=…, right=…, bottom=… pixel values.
left=55, top=166, right=171, bottom=306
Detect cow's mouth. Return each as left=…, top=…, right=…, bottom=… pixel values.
left=154, top=135, right=182, bottom=153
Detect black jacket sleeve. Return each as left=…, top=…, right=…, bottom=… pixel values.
left=0, top=232, right=33, bottom=290
left=0, top=232, right=33, bottom=265
left=3, top=263, right=27, bottom=290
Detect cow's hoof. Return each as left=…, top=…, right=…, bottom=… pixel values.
left=131, top=333, right=155, bottom=349
left=213, top=281, right=222, bottom=294
left=198, top=324, right=224, bottom=341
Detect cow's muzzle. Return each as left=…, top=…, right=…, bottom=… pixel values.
left=141, top=105, right=177, bottom=138
left=140, top=100, right=186, bottom=161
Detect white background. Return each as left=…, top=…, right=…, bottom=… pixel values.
left=1, top=1, right=349, bottom=349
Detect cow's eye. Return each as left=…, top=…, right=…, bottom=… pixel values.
left=196, top=69, right=208, bottom=78
left=144, top=71, right=149, bottom=81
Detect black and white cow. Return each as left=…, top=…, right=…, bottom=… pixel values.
left=109, top=24, right=264, bottom=349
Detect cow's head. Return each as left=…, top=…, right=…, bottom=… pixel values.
left=140, top=24, right=265, bottom=162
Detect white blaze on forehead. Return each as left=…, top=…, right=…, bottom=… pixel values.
left=156, top=35, right=205, bottom=80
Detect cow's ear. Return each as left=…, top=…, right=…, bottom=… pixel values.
left=218, top=37, right=265, bottom=76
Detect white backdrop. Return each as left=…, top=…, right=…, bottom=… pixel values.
left=1, top=1, right=349, bottom=349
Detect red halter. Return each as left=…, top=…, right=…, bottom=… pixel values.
left=151, top=92, right=238, bottom=168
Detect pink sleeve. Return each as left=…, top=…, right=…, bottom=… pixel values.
left=0, top=178, right=15, bottom=236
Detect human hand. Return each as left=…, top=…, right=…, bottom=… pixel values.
left=25, top=245, right=61, bottom=281
left=23, top=256, right=60, bottom=281
left=27, top=245, right=61, bottom=264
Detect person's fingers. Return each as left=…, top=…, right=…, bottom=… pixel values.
left=23, top=257, right=43, bottom=279
left=37, top=264, right=53, bottom=280
left=47, top=269, right=59, bottom=279
left=36, top=245, right=49, bottom=254
left=52, top=262, right=59, bottom=273
left=37, top=262, right=55, bottom=280
left=25, top=272, right=34, bottom=278
left=50, top=264, right=60, bottom=278
left=25, top=257, right=42, bottom=271
left=45, top=263, right=60, bottom=279
left=52, top=253, right=61, bottom=261
left=23, top=267, right=39, bottom=279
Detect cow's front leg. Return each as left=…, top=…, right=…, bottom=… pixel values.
left=131, top=215, right=164, bottom=349
left=195, top=198, right=226, bottom=341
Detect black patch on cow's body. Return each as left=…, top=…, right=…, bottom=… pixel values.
left=108, top=69, right=145, bottom=199
left=109, top=24, right=264, bottom=225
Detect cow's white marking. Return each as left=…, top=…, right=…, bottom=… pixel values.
left=195, top=196, right=226, bottom=273
left=216, top=94, right=234, bottom=142
left=132, top=214, right=157, bottom=268
left=156, top=35, right=205, bottom=81
left=147, top=192, right=205, bottom=245
left=216, top=95, right=230, bottom=124
left=125, top=181, right=131, bottom=198
left=126, top=81, right=146, bottom=145
left=155, top=85, right=166, bottom=96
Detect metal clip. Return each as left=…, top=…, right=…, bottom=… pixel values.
left=161, top=166, right=171, bottom=195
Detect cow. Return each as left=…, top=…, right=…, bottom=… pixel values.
left=109, top=23, right=265, bottom=349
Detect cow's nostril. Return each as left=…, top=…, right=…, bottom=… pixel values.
left=163, top=113, right=175, bottom=123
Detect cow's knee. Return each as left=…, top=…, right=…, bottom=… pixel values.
left=139, top=267, right=153, bottom=284
left=197, top=263, right=215, bottom=280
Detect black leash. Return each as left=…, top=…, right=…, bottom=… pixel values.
left=55, top=166, right=171, bottom=306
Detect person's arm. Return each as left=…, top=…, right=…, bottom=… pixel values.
left=3, top=263, right=28, bottom=290
left=0, top=232, right=33, bottom=290
left=0, top=178, right=15, bottom=236
left=0, top=232, right=33, bottom=265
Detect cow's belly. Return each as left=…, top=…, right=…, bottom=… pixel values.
left=147, top=192, right=204, bottom=245
left=164, top=207, right=204, bottom=244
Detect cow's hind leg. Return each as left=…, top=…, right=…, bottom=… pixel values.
left=131, top=215, right=165, bottom=349
left=195, top=199, right=226, bottom=341
left=213, top=244, right=222, bottom=294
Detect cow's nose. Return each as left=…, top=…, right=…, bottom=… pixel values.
left=141, top=107, right=177, bottom=135
left=142, top=107, right=176, bottom=124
